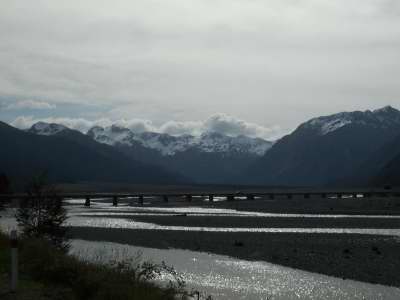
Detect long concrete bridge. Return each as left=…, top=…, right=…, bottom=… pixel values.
left=1, top=187, right=399, bottom=207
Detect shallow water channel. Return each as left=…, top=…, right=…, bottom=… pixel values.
left=2, top=200, right=400, bottom=299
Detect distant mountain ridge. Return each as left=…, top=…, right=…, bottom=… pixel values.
left=27, top=122, right=272, bottom=184
left=29, top=122, right=68, bottom=136
left=302, top=106, right=400, bottom=136
left=0, top=121, right=187, bottom=186
left=87, top=125, right=272, bottom=156
left=21, top=105, right=400, bottom=186
left=247, top=106, right=400, bottom=187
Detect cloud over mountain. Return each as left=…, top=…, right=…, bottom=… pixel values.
left=10, top=113, right=281, bottom=140
left=204, top=113, right=280, bottom=139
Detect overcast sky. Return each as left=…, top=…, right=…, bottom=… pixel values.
left=0, top=0, right=399, bottom=139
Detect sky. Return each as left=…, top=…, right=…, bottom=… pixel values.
left=0, top=0, right=399, bottom=140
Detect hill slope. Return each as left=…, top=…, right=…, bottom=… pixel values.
left=0, top=122, right=186, bottom=186
left=247, top=106, right=400, bottom=186
left=29, top=122, right=272, bottom=184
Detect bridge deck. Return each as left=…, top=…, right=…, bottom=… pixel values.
left=1, top=187, right=399, bottom=200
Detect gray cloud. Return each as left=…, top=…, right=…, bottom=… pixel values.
left=1, top=0, right=399, bottom=131
left=3, top=100, right=56, bottom=110
left=204, top=113, right=280, bottom=138
left=159, top=120, right=203, bottom=136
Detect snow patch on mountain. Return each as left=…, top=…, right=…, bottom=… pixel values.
left=304, top=106, right=400, bottom=136
left=87, top=126, right=272, bottom=156
left=28, top=122, right=68, bottom=136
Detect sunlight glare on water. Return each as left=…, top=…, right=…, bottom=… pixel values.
left=65, top=198, right=400, bottom=219
left=70, top=239, right=400, bottom=300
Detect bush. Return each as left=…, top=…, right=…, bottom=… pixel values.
left=15, top=174, right=69, bottom=252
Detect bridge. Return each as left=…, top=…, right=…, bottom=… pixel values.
left=1, top=187, right=400, bottom=207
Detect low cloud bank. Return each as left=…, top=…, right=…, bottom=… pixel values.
left=10, top=113, right=282, bottom=140
left=3, top=100, right=56, bottom=110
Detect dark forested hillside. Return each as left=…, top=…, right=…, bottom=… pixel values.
left=246, top=107, right=400, bottom=186
left=0, top=122, right=187, bottom=186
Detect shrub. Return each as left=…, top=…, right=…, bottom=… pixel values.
left=15, top=174, right=69, bottom=252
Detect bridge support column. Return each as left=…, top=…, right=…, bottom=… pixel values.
left=227, top=195, right=234, bottom=201
left=287, top=194, right=293, bottom=199
left=11, top=198, right=20, bottom=208
left=247, top=194, right=255, bottom=200
left=113, top=196, right=118, bottom=207
left=85, top=196, right=90, bottom=207
left=269, top=194, right=275, bottom=200
left=337, top=193, right=343, bottom=199
left=130, top=197, right=135, bottom=206
left=304, top=193, right=310, bottom=199
left=209, top=195, right=214, bottom=202
left=163, top=195, right=169, bottom=202
left=138, top=195, right=144, bottom=205
left=321, top=193, right=327, bottom=199
left=186, top=195, right=192, bottom=202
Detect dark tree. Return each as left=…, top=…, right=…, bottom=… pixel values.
left=0, top=173, right=10, bottom=211
left=0, top=173, right=10, bottom=194
left=16, top=174, right=69, bottom=252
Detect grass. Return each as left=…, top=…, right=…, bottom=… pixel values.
left=0, top=232, right=196, bottom=300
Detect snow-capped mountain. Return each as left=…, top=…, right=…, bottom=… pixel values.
left=28, top=122, right=68, bottom=136
left=4, top=121, right=186, bottom=185
left=27, top=122, right=273, bottom=183
left=87, top=125, right=272, bottom=156
left=248, top=106, right=400, bottom=186
left=302, top=106, right=400, bottom=136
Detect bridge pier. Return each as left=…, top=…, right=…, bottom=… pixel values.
left=304, top=193, right=310, bottom=199
left=185, top=195, right=192, bottom=202
left=227, top=195, right=234, bottom=201
left=269, top=194, right=275, bottom=200
left=247, top=194, right=255, bottom=200
left=85, top=196, right=90, bottom=207
left=209, top=195, right=214, bottom=202
left=163, top=195, right=169, bottom=202
left=337, top=193, right=343, bottom=199
left=112, top=196, right=118, bottom=207
left=287, top=194, right=292, bottom=199
left=138, top=195, right=144, bottom=205
left=321, top=193, right=327, bottom=199
left=130, top=197, right=135, bottom=206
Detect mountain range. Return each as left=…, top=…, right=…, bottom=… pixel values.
left=1, top=105, right=400, bottom=187
left=0, top=121, right=186, bottom=188
left=29, top=122, right=273, bottom=184
left=247, top=106, right=400, bottom=186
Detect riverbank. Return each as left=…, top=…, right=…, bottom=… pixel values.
left=68, top=227, right=400, bottom=287
left=0, top=232, right=192, bottom=300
